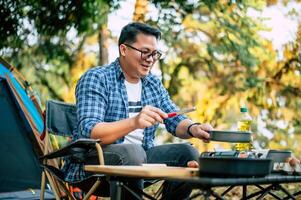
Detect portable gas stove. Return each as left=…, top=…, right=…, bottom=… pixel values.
left=199, top=130, right=301, bottom=177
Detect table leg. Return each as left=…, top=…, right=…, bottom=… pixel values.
left=293, top=190, right=301, bottom=197
left=244, top=185, right=285, bottom=200
left=122, top=184, right=144, bottom=200
left=209, top=188, right=224, bottom=200
left=188, top=191, right=203, bottom=200
left=247, top=185, right=281, bottom=200
left=242, top=185, right=247, bottom=199
left=277, top=184, right=296, bottom=200
left=110, top=179, right=154, bottom=200
left=257, top=191, right=270, bottom=200
left=221, top=186, right=235, bottom=196
left=110, top=180, right=122, bottom=200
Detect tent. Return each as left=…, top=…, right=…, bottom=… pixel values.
left=0, top=57, right=53, bottom=198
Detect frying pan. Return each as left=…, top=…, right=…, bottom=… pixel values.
left=208, top=130, right=252, bottom=143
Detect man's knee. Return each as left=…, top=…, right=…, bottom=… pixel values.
left=120, top=144, right=147, bottom=165
left=176, top=143, right=199, bottom=161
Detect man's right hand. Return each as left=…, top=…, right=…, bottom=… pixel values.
left=133, top=105, right=168, bottom=129
left=287, top=157, right=300, bottom=167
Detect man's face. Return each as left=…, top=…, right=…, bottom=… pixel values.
left=120, top=33, right=159, bottom=82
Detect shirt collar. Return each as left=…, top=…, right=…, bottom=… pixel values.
left=113, top=58, right=124, bottom=80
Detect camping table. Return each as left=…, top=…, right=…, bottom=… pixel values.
left=167, top=174, right=301, bottom=200
left=84, top=165, right=301, bottom=200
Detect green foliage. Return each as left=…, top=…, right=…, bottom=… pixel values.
left=151, top=0, right=301, bottom=155
left=0, top=0, right=122, bottom=103
left=1, top=0, right=300, bottom=156
left=0, top=0, right=120, bottom=48
left=151, top=1, right=266, bottom=95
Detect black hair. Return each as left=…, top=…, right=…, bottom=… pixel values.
left=118, top=22, right=161, bottom=46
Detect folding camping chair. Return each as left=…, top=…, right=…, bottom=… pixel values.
left=40, top=100, right=107, bottom=200
left=40, top=100, right=165, bottom=200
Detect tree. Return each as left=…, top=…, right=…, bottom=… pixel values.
left=133, top=0, right=148, bottom=22
left=149, top=0, right=301, bottom=154
left=0, top=0, right=121, bottom=102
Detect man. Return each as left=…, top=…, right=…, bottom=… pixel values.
left=63, top=22, right=212, bottom=199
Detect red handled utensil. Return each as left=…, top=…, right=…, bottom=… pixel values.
left=167, top=107, right=196, bottom=118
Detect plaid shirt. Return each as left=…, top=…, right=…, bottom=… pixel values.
left=63, top=58, right=186, bottom=182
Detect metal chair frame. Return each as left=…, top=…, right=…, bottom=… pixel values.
left=40, top=100, right=105, bottom=200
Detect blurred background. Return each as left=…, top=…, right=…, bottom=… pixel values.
left=1, top=0, right=301, bottom=155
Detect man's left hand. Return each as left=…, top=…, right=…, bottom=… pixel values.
left=190, top=123, right=212, bottom=143
left=187, top=160, right=199, bottom=168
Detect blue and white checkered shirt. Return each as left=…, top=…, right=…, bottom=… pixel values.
left=63, top=58, right=186, bottom=182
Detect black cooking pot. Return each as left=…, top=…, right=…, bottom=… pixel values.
left=199, top=156, right=272, bottom=177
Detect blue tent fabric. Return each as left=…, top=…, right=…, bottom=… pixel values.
left=0, top=63, right=43, bottom=133
left=0, top=58, right=46, bottom=193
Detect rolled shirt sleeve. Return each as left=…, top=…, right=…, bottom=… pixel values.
left=75, top=69, right=108, bottom=138
left=158, top=81, right=187, bottom=135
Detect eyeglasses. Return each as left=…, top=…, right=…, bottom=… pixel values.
left=124, top=43, right=162, bottom=61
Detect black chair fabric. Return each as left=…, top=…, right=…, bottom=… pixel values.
left=42, top=100, right=107, bottom=198
left=46, top=100, right=77, bottom=137
left=40, top=138, right=99, bottom=161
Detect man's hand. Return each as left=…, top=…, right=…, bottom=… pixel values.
left=287, top=157, right=300, bottom=167
left=189, top=123, right=212, bottom=142
left=187, top=160, right=199, bottom=168
left=133, top=105, right=168, bottom=129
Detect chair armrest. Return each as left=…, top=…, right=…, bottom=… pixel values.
left=40, top=138, right=100, bottom=162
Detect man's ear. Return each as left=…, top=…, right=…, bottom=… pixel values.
left=119, top=44, right=126, bottom=56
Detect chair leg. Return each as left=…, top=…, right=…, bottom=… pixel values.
left=82, top=179, right=101, bottom=200
left=40, top=171, right=46, bottom=200
left=56, top=180, right=77, bottom=200
left=45, top=170, right=62, bottom=200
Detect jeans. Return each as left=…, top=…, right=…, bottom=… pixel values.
left=146, top=143, right=199, bottom=200
left=86, top=143, right=199, bottom=199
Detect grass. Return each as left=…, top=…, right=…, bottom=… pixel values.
left=145, top=182, right=301, bottom=200
left=189, top=183, right=301, bottom=200
left=90, top=181, right=301, bottom=199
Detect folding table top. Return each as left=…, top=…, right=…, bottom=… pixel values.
left=85, top=165, right=198, bottom=178
left=84, top=165, right=301, bottom=187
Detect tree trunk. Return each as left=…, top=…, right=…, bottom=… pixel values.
left=133, top=0, right=148, bottom=22
left=98, top=18, right=109, bottom=65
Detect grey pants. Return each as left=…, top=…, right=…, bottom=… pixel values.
left=86, top=143, right=199, bottom=199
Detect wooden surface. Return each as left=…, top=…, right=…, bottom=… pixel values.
left=84, top=165, right=199, bottom=178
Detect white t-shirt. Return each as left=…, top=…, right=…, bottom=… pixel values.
left=123, top=79, right=144, bottom=145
